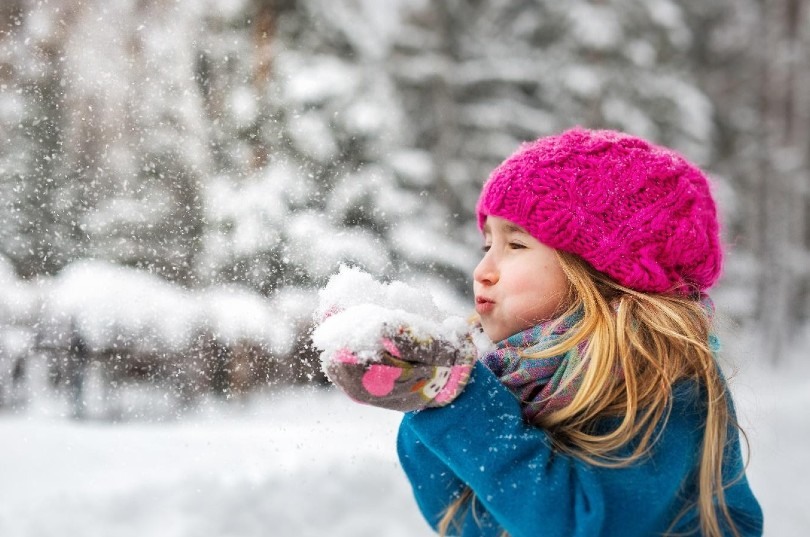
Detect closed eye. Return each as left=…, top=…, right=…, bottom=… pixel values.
left=481, top=245, right=491, bottom=253
left=508, top=242, right=526, bottom=249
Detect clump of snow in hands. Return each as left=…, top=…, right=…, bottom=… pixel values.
left=312, top=266, right=471, bottom=365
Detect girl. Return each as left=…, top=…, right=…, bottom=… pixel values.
left=314, top=127, right=763, bottom=536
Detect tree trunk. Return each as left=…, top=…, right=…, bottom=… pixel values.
left=756, top=0, right=809, bottom=362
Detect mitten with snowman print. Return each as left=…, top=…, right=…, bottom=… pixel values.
left=311, top=266, right=478, bottom=412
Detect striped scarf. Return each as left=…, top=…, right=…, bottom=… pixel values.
left=481, top=308, right=586, bottom=423
left=482, top=295, right=717, bottom=424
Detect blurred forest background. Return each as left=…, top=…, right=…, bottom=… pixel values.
left=0, top=0, right=808, bottom=417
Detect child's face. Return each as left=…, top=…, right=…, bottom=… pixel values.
left=473, top=216, right=569, bottom=342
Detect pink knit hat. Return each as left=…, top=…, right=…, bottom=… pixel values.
left=476, top=127, right=723, bottom=294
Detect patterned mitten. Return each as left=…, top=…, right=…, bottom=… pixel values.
left=311, top=267, right=477, bottom=412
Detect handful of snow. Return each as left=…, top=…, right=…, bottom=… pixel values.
left=311, top=266, right=472, bottom=366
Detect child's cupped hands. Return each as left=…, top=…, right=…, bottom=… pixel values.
left=311, top=266, right=479, bottom=412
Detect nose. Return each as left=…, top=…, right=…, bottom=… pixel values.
left=474, top=250, right=498, bottom=286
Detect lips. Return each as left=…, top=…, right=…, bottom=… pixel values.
left=475, top=296, right=495, bottom=314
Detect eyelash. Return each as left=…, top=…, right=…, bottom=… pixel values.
left=481, top=242, right=525, bottom=253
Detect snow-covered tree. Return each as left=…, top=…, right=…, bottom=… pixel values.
left=391, top=0, right=714, bottom=220
left=0, top=0, right=80, bottom=277
left=2, top=0, right=808, bottom=391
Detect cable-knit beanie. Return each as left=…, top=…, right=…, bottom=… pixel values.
left=476, top=127, right=723, bottom=294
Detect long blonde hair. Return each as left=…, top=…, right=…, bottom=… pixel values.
left=438, top=251, right=746, bottom=537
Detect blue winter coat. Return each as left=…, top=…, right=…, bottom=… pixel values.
left=398, top=361, right=763, bottom=536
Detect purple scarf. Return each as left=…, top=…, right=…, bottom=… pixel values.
left=481, top=308, right=586, bottom=423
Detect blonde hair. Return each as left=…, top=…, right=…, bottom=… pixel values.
left=438, top=251, right=746, bottom=537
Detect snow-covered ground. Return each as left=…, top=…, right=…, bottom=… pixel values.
left=0, top=352, right=807, bottom=537
left=731, top=359, right=810, bottom=537
left=0, top=385, right=432, bottom=537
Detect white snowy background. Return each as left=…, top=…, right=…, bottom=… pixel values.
left=1, top=0, right=808, bottom=536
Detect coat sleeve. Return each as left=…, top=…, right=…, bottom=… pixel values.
left=397, top=361, right=607, bottom=537
left=397, top=422, right=467, bottom=529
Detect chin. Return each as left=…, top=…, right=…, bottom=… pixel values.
left=484, top=329, right=508, bottom=343
left=479, top=325, right=498, bottom=342
left=481, top=320, right=520, bottom=343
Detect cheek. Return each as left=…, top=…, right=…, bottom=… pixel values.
left=513, top=267, right=567, bottom=318
left=509, top=265, right=553, bottom=298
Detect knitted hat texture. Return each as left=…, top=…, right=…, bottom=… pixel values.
left=476, top=127, right=723, bottom=294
